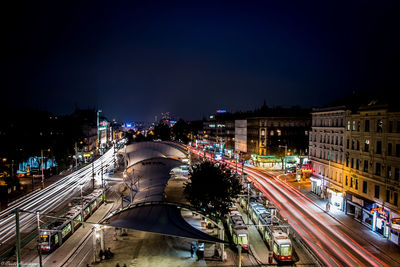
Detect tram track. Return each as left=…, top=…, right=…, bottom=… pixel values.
left=189, top=147, right=396, bottom=267
left=0, top=148, right=115, bottom=259
left=239, top=166, right=390, bottom=267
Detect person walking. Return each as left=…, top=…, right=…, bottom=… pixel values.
left=190, top=241, right=196, bottom=258
left=326, top=202, right=330, bottom=213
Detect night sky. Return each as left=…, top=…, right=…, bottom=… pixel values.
left=4, top=1, right=400, bottom=122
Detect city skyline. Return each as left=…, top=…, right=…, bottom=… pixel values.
left=4, top=1, right=400, bottom=122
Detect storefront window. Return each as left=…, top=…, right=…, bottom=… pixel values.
left=355, top=207, right=362, bottom=221
left=376, top=218, right=384, bottom=235
left=362, top=211, right=373, bottom=228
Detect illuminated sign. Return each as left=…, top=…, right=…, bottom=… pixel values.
left=370, top=208, right=382, bottom=213
left=215, top=154, right=222, bottom=160
left=351, top=196, right=364, bottom=207
left=216, top=109, right=227, bottom=113
left=100, top=121, right=108, bottom=126
left=371, top=207, right=390, bottom=221
left=392, top=218, right=400, bottom=230
left=125, top=123, right=132, bottom=128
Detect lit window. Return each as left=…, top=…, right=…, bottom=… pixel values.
left=377, top=119, right=383, bottom=133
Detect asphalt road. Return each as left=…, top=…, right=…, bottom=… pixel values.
left=190, top=146, right=397, bottom=267
left=0, top=147, right=115, bottom=258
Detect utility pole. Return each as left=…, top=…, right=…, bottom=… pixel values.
left=80, top=184, right=83, bottom=211
left=36, top=211, right=42, bottom=267
left=101, top=160, right=104, bottom=189
left=279, top=145, right=288, bottom=183
left=15, top=208, right=21, bottom=267
left=113, top=143, right=116, bottom=169
left=237, top=244, right=242, bottom=267
left=74, top=142, right=78, bottom=169
left=41, top=150, right=45, bottom=189
left=92, top=227, right=97, bottom=263
left=11, top=160, right=14, bottom=178
left=92, top=162, right=95, bottom=190
left=247, top=182, right=250, bottom=224
left=97, top=109, right=102, bottom=155
left=235, top=153, right=238, bottom=173
left=219, top=221, right=224, bottom=262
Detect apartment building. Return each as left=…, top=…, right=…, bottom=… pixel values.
left=235, top=113, right=310, bottom=165
left=310, top=101, right=400, bottom=244
left=309, top=106, right=346, bottom=210
left=343, top=104, right=400, bottom=241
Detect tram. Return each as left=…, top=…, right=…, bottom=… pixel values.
left=39, top=189, right=104, bottom=252
left=226, top=209, right=249, bottom=251
left=247, top=200, right=293, bottom=263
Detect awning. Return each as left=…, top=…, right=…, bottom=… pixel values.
left=103, top=203, right=226, bottom=243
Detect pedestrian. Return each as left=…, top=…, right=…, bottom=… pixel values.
left=196, top=248, right=200, bottom=261
left=190, top=242, right=196, bottom=258
left=113, top=229, right=118, bottom=241
left=116, top=264, right=120, bottom=267
left=107, top=247, right=114, bottom=258
left=99, top=249, right=104, bottom=261
left=326, top=202, right=330, bottom=213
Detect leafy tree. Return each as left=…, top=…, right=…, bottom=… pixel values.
left=154, top=123, right=171, bottom=141
left=171, top=119, right=189, bottom=142
left=184, top=161, right=242, bottom=221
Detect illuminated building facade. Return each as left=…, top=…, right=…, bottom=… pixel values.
left=343, top=104, right=400, bottom=242
left=309, top=106, right=346, bottom=210
left=310, top=102, right=400, bottom=244
left=235, top=115, right=310, bottom=161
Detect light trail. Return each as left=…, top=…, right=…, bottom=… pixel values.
left=243, top=168, right=368, bottom=266
left=188, top=146, right=392, bottom=266
left=0, top=147, right=115, bottom=252
left=266, top=172, right=390, bottom=267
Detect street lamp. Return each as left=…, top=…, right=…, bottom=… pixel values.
left=279, top=145, right=288, bottom=183
left=97, top=109, right=102, bottom=154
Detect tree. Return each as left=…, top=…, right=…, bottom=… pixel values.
left=154, top=123, right=171, bottom=141
left=184, top=161, right=242, bottom=221
left=171, top=119, right=189, bottom=143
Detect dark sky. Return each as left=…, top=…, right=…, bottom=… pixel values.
left=4, top=1, right=400, bottom=122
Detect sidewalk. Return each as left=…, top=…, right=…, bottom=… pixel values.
left=260, top=168, right=400, bottom=265
left=92, top=210, right=241, bottom=267
left=90, top=175, right=258, bottom=267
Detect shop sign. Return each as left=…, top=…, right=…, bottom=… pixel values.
left=351, top=196, right=364, bottom=207
left=392, top=218, right=400, bottom=230
left=371, top=207, right=390, bottom=222
left=370, top=208, right=381, bottom=213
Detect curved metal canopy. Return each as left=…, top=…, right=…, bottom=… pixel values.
left=102, top=202, right=226, bottom=243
